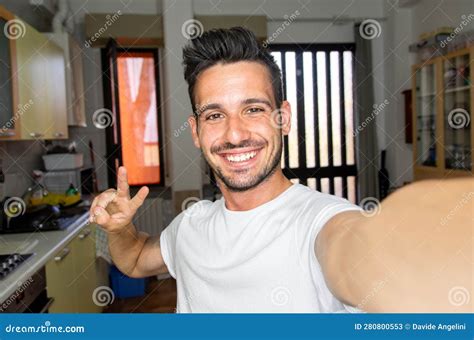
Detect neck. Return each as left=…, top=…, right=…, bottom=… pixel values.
left=218, top=169, right=292, bottom=211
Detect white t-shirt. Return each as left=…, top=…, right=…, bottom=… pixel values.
left=160, top=183, right=362, bottom=313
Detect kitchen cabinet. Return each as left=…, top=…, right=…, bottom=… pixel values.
left=45, top=241, right=76, bottom=313
left=46, top=224, right=102, bottom=313
left=46, top=32, right=87, bottom=127
left=0, top=7, right=18, bottom=138
left=0, top=6, right=68, bottom=140
left=412, top=46, right=473, bottom=180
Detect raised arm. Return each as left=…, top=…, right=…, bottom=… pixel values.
left=316, top=178, right=473, bottom=312
left=89, top=166, right=168, bottom=278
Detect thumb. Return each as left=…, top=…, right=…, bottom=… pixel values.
left=92, top=206, right=111, bottom=226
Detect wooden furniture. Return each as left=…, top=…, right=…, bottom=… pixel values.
left=412, top=46, right=473, bottom=180
left=46, top=224, right=102, bottom=313
left=0, top=6, right=68, bottom=140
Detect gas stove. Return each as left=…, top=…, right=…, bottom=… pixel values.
left=0, top=253, right=34, bottom=279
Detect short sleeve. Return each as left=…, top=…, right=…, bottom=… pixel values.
left=309, top=197, right=362, bottom=247
left=306, top=195, right=363, bottom=312
left=160, top=212, right=185, bottom=279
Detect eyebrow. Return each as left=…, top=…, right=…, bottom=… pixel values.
left=196, top=97, right=273, bottom=116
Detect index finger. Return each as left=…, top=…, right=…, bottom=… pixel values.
left=116, top=166, right=130, bottom=198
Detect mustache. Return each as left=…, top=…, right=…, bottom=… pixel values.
left=210, top=140, right=266, bottom=154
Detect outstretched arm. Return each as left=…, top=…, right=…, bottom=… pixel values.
left=316, top=178, right=473, bottom=312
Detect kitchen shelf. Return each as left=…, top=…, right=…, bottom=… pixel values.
left=412, top=46, right=473, bottom=179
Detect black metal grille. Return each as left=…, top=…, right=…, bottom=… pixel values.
left=270, top=44, right=357, bottom=202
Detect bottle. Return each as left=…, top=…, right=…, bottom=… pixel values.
left=66, top=183, right=79, bottom=196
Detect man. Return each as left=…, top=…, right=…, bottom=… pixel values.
left=90, top=27, right=472, bottom=313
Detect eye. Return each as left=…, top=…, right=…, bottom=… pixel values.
left=205, top=112, right=224, bottom=121
left=246, top=107, right=265, bottom=114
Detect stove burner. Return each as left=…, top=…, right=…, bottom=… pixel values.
left=0, top=253, right=34, bottom=279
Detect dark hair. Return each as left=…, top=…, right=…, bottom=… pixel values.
left=182, top=27, right=283, bottom=114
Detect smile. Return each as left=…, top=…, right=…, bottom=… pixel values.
left=217, top=147, right=263, bottom=166
left=225, top=151, right=258, bottom=163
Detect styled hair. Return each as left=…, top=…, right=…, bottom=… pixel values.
left=182, top=27, right=283, bottom=114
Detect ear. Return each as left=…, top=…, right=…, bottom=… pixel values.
left=188, top=115, right=201, bottom=148
left=279, top=101, right=292, bottom=136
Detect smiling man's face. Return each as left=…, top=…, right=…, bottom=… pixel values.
left=188, top=61, right=291, bottom=192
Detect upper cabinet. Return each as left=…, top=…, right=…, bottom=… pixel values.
left=0, top=6, right=68, bottom=140
left=0, top=7, right=17, bottom=138
left=47, top=32, right=87, bottom=127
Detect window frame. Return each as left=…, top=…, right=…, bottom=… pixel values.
left=101, top=45, right=166, bottom=190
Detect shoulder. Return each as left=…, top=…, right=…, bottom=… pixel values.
left=291, top=184, right=361, bottom=237
left=292, top=184, right=359, bottom=213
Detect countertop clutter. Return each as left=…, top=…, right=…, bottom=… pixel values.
left=0, top=212, right=89, bottom=304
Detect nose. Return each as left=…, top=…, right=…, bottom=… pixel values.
left=224, top=114, right=251, bottom=146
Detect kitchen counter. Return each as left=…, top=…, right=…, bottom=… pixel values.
left=0, top=212, right=90, bottom=303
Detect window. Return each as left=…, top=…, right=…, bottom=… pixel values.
left=270, top=44, right=357, bottom=203
left=102, top=43, right=164, bottom=188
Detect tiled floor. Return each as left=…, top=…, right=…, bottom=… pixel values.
left=104, top=278, right=177, bottom=313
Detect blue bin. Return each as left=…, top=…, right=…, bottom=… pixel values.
left=109, top=265, right=146, bottom=299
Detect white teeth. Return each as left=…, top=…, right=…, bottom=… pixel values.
left=225, top=151, right=257, bottom=163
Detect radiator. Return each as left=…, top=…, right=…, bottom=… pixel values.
left=133, top=198, right=174, bottom=236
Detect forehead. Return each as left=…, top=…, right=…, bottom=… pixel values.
left=194, top=61, right=275, bottom=106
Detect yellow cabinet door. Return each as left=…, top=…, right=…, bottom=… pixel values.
left=14, top=17, right=54, bottom=140
left=46, top=225, right=101, bottom=313
left=72, top=225, right=102, bottom=313
left=13, top=16, right=67, bottom=140
left=45, top=242, right=77, bottom=313
left=44, top=38, right=68, bottom=139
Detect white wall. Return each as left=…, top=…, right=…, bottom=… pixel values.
left=380, top=3, right=415, bottom=187
left=411, top=0, right=474, bottom=38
